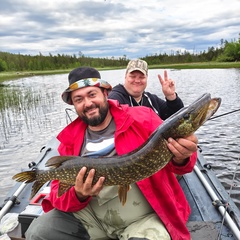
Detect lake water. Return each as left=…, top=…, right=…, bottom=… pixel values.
left=0, top=68, right=240, bottom=209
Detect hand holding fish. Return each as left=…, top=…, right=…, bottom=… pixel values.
left=167, top=134, right=198, bottom=165
left=158, top=70, right=176, bottom=101
left=74, top=167, right=105, bottom=201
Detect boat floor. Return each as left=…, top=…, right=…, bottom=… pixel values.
left=187, top=221, right=219, bottom=239
left=7, top=222, right=219, bottom=240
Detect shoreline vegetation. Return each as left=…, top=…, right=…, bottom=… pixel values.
left=0, top=61, right=240, bottom=83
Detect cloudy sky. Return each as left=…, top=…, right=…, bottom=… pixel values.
left=1, top=0, right=240, bottom=59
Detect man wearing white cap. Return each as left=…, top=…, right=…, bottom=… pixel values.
left=108, top=59, right=183, bottom=120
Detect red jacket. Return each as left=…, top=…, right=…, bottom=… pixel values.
left=42, top=100, right=197, bottom=240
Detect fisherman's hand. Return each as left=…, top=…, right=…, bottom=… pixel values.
left=158, top=70, right=176, bottom=101
left=167, top=134, right=198, bottom=165
left=74, top=167, right=105, bottom=202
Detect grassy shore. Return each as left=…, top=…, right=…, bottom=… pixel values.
left=0, top=69, right=71, bottom=83
left=149, top=61, right=240, bottom=70
left=1, top=62, right=240, bottom=83
left=0, top=67, right=122, bottom=83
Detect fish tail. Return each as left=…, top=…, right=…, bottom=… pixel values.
left=12, top=170, right=37, bottom=183
left=12, top=170, right=46, bottom=199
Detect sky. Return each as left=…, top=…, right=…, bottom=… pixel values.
left=1, top=0, right=240, bottom=59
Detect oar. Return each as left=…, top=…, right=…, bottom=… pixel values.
left=194, top=165, right=240, bottom=239
left=0, top=147, right=52, bottom=220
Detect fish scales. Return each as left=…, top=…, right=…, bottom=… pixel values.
left=12, top=93, right=221, bottom=205
left=39, top=136, right=171, bottom=186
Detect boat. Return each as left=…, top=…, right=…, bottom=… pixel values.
left=0, top=137, right=240, bottom=240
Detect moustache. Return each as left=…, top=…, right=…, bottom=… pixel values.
left=83, top=104, right=98, bottom=113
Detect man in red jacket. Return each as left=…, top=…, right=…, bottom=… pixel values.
left=26, top=67, right=198, bottom=240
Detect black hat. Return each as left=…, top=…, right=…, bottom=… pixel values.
left=62, top=67, right=112, bottom=105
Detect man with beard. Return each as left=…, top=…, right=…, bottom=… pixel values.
left=26, top=67, right=198, bottom=240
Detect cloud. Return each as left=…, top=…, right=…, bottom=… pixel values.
left=1, top=0, right=240, bottom=58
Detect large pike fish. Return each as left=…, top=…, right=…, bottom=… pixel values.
left=13, top=93, right=221, bottom=205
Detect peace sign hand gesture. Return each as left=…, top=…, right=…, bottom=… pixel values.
left=158, top=70, right=177, bottom=101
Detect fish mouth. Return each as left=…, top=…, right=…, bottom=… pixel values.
left=206, top=98, right=221, bottom=119
left=196, top=97, right=222, bottom=127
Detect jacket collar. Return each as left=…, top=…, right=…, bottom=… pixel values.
left=57, top=99, right=134, bottom=153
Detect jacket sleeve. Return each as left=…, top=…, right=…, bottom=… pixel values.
left=166, top=151, right=197, bottom=175
left=150, top=93, right=184, bottom=120
left=42, top=180, right=92, bottom=213
left=165, top=93, right=184, bottom=111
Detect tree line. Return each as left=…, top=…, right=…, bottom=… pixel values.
left=0, top=36, right=239, bottom=72
left=0, top=52, right=128, bottom=72
left=142, top=36, right=240, bottom=65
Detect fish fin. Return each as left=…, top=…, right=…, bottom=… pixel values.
left=57, top=182, right=73, bottom=197
left=12, top=170, right=36, bottom=183
left=45, top=156, right=76, bottom=168
left=30, top=180, right=45, bottom=199
left=118, top=184, right=130, bottom=206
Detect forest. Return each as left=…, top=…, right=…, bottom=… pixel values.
left=0, top=36, right=240, bottom=72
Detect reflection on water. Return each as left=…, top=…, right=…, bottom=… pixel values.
left=0, top=69, right=239, bottom=209
left=0, top=84, right=41, bottom=144
left=0, top=80, right=60, bottom=149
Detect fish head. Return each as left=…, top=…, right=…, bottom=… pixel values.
left=162, top=93, right=221, bottom=139
left=185, top=95, right=221, bottom=130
